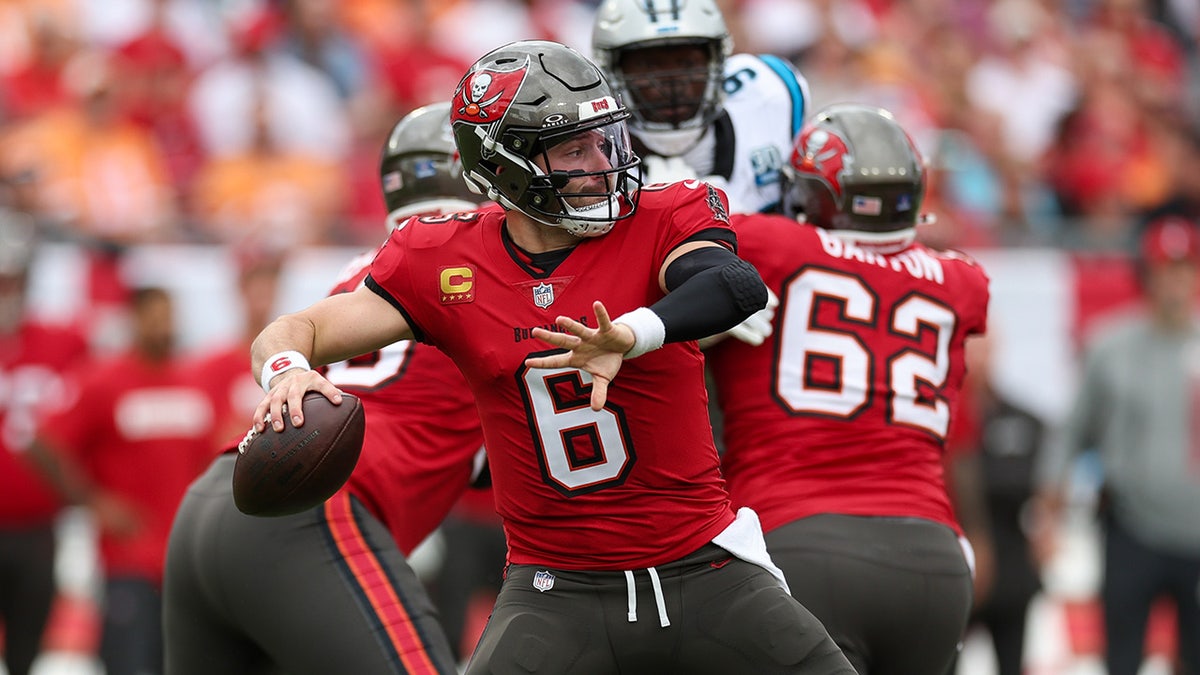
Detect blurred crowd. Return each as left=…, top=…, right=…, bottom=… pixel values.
left=0, top=0, right=1197, bottom=255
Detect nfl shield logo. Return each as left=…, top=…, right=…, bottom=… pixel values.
left=532, top=570, right=556, bottom=592
left=532, top=282, right=554, bottom=308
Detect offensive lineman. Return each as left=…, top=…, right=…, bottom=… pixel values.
left=707, top=104, right=988, bottom=674
left=163, top=102, right=487, bottom=675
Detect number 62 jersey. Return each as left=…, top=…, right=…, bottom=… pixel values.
left=707, top=213, right=990, bottom=535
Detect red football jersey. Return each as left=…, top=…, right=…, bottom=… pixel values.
left=368, top=181, right=737, bottom=570
left=708, top=215, right=990, bottom=535
left=39, top=353, right=215, bottom=584
left=321, top=250, right=486, bottom=555
left=190, top=341, right=263, bottom=456
left=0, top=321, right=90, bottom=526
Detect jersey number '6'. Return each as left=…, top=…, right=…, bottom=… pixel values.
left=774, top=268, right=955, bottom=438
left=518, top=362, right=635, bottom=497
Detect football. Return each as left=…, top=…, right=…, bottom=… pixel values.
left=232, top=391, right=365, bottom=517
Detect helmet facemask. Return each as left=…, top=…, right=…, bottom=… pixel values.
left=610, top=40, right=726, bottom=156
left=591, top=0, right=733, bottom=155
left=522, top=119, right=642, bottom=237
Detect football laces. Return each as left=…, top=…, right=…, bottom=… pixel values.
left=237, top=418, right=268, bottom=455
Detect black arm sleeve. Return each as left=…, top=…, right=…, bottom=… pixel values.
left=651, top=246, right=768, bottom=343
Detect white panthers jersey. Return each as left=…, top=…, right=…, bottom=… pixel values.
left=636, top=53, right=810, bottom=214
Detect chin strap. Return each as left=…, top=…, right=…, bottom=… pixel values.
left=556, top=195, right=620, bottom=238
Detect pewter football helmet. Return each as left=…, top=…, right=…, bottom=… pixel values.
left=782, top=104, right=926, bottom=245
left=380, top=102, right=483, bottom=230
left=450, top=40, right=641, bottom=237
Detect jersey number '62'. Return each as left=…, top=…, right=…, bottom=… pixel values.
left=774, top=267, right=955, bottom=439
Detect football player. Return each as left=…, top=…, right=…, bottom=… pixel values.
left=251, top=40, right=853, bottom=674
left=591, top=0, right=809, bottom=214
left=28, top=286, right=216, bottom=675
left=163, top=102, right=487, bottom=675
left=1033, top=217, right=1200, bottom=675
left=0, top=211, right=92, bottom=675
left=706, top=104, right=990, bottom=674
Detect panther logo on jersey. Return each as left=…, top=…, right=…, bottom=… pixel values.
left=792, top=127, right=850, bottom=197
left=452, top=63, right=529, bottom=124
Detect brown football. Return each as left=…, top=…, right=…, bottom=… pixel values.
left=232, top=392, right=365, bottom=517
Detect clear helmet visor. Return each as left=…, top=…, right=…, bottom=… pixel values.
left=528, top=119, right=642, bottom=236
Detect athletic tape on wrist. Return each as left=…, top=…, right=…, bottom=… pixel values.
left=614, top=307, right=666, bottom=359
left=260, top=350, right=311, bottom=392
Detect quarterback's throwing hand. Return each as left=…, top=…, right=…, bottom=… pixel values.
left=525, top=301, right=634, bottom=411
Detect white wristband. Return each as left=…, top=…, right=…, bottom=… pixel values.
left=260, top=350, right=311, bottom=392
left=613, top=307, right=666, bottom=359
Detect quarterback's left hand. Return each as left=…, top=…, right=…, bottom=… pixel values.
left=699, top=287, right=779, bottom=349
left=525, top=301, right=631, bottom=411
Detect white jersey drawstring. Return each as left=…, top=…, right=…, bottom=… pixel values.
left=623, top=567, right=670, bottom=628
left=624, top=570, right=637, bottom=622
left=647, top=567, right=669, bottom=627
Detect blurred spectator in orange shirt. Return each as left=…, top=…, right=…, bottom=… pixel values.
left=189, top=84, right=346, bottom=246
left=109, top=2, right=205, bottom=209
left=2, top=51, right=180, bottom=244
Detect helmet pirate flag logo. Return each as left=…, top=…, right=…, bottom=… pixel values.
left=793, top=127, right=850, bottom=197
left=453, top=61, right=530, bottom=124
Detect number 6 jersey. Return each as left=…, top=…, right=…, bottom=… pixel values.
left=367, top=181, right=737, bottom=570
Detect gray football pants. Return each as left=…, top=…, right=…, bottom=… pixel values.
left=768, top=514, right=974, bottom=675
left=163, top=454, right=457, bottom=675
left=465, top=542, right=855, bottom=675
